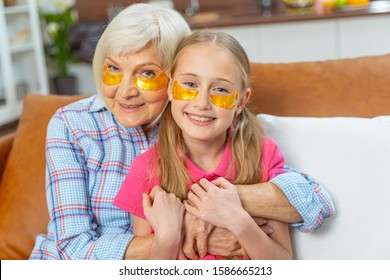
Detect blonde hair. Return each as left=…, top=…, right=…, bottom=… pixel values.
left=92, top=3, right=191, bottom=99
left=157, top=30, right=264, bottom=200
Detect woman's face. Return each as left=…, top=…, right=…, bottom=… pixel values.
left=101, top=44, right=168, bottom=129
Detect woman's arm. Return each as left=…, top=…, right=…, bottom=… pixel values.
left=236, top=181, right=301, bottom=222
left=235, top=137, right=334, bottom=232
left=236, top=166, right=335, bottom=232
left=45, top=114, right=132, bottom=259
left=185, top=178, right=292, bottom=259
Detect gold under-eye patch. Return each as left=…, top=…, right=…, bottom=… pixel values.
left=103, top=65, right=122, bottom=85
left=172, top=80, right=198, bottom=101
left=133, top=72, right=168, bottom=91
left=172, top=81, right=238, bottom=110
left=103, top=65, right=168, bottom=91
left=209, top=92, right=238, bottom=110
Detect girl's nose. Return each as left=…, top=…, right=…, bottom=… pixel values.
left=193, top=89, right=211, bottom=110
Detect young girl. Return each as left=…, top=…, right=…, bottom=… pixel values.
left=114, top=30, right=292, bottom=260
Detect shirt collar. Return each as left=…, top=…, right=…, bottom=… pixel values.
left=89, top=95, right=106, bottom=113
left=187, top=142, right=236, bottom=183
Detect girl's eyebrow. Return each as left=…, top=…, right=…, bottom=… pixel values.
left=215, top=78, right=235, bottom=86
left=178, top=73, right=198, bottom=78
left=179, top=73, right=235, bottom=86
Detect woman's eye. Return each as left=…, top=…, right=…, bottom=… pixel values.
left=107, top=65, right=120, bottom=73
left=142, top=70, right=156, bottom=78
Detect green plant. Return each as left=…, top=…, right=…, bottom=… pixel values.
left=39, top=2, right=76, bottom=77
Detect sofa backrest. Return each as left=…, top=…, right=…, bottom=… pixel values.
left=249, top=54, right=390, bottom=118
left=250, top=53, right=390, bottom=259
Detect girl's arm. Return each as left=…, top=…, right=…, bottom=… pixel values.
left=229, top=211, right=292, bottom=259
left=132, top=186, right=184, bottom=260
left=185, top=178, right=292, bottom=260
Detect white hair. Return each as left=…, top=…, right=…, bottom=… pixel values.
left=92, top=3, right=191, bottom=97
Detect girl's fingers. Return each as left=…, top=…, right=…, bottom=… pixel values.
left=198, top=178, right=216, bottom=191
left=183, top=200, right=199, bottom=217
left=191, top=183, right=206, bottom=198
left=210, top=177, right=235, bottom=190
left=142, top=193, right=152, bottom=210
left=187, top=190, right=201, bottom=206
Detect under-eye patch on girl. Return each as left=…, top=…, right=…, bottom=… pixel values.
left=103, top=65, right=168, bottom=91
left=172, top=80, right=238, bottom=109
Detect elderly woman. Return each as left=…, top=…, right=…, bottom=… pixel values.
left=30, top=3, right=334, bottom=260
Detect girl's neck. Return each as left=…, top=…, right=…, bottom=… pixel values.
left=184, top=135, right=227, bottom=173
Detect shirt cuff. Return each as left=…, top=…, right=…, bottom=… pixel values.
left=92, top=233, right=134, bottom=259
left=270, top=172, right=326, bottom=232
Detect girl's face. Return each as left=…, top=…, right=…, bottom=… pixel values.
left=168, top=44, right=250, bottom=145
left=101, top=43, right=168, bottom=130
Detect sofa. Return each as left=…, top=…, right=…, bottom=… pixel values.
left=1, top=54, right=389, bottom=260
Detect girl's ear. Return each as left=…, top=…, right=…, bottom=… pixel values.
left=236, top=88, right=251, bottom=114
left=167, top=76, right=173, bottom=101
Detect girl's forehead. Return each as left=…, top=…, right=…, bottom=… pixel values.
left=175, top=45, right=241, bottom=77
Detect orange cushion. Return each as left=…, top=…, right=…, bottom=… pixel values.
left=250, top=54, right=390, bottom=117
left=0, top=93, right=85, bottom=259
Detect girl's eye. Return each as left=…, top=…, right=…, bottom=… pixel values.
left=184, top=82, right=197, bottom=89
left=212, top=87, right=230, bottom=95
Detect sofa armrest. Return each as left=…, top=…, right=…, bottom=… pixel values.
left=0, top=132, right=15, bottom=182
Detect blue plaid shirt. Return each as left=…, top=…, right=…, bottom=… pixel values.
left=29, top=95, right=334, bottom=260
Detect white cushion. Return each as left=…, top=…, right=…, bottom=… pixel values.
left=257, top=114, right=390, bottom=260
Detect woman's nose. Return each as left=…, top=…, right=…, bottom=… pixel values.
left=117, top=76, right=139, bottom=98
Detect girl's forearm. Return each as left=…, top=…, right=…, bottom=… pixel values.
left=229, top=212, right=292, bottom=260
left=149, top=234, right=181, bottom=260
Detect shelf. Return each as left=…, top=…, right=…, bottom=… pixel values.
left=0, top=0, right=49, bottom=126
left=4, top=5, right=29, bottom=15
left=10, top=43, right=34, bottom=54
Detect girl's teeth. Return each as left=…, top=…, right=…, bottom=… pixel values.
left=190, top=115, right=213, bottom=122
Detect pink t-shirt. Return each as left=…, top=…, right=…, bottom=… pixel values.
left=114, top=137, right=284, bottom=218
left=113, top=137, right=285, bottom=259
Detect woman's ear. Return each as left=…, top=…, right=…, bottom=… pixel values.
left=236, top=88, right=251, bottom=114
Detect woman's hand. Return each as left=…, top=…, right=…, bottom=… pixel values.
left=182, top=210, right=214, bottom=259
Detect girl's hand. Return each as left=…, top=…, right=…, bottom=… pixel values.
left=143, top=186, right=184, bottom=242
left=184, top=178, right=246, bottom=231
